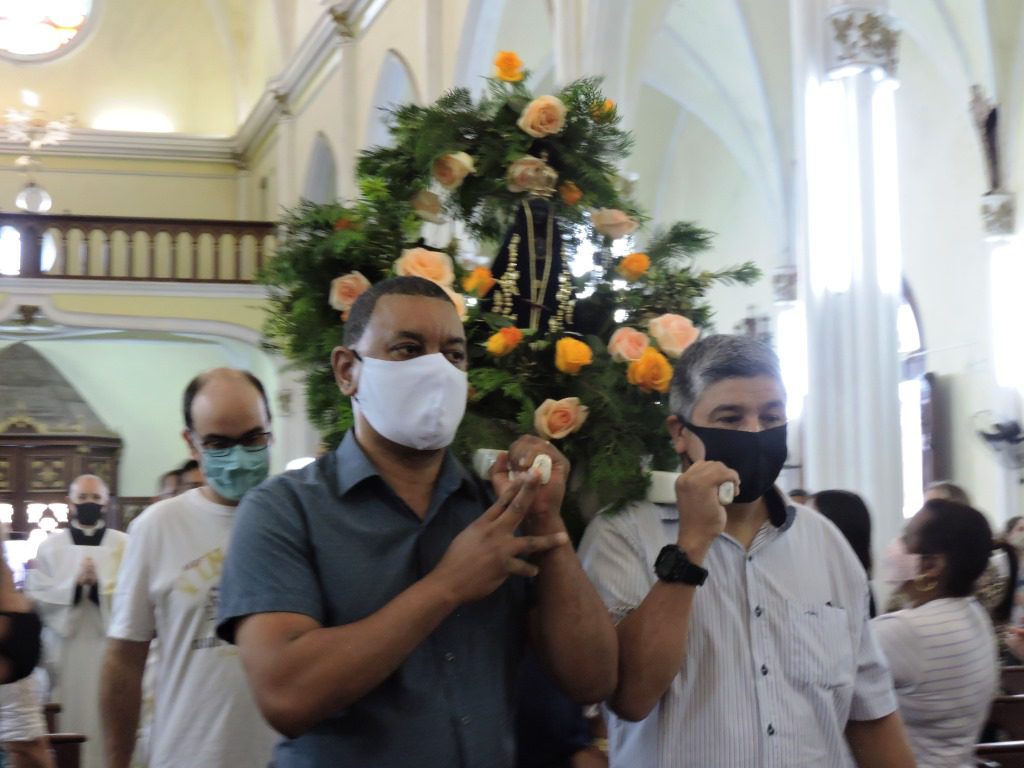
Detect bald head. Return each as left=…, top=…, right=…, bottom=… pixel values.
left=183, top=368, right=270, bottom=432
left=68, top=474, right=109, bottom=504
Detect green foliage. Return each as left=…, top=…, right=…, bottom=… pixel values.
left=261, top=60, right=760, bottom=530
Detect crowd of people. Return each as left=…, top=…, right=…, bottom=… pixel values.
left=0, top=274, right=1021, bottom=767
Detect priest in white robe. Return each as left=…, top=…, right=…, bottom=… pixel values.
left=27, top=474, right=128, bottom=768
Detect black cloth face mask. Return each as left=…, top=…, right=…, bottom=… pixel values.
left=74, top=502, right=104, bottom=526
left=681, top=421, right=788, bottom=504
left=0, top=610, right=42, bottom=683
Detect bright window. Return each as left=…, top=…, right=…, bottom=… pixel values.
left=0, top=1, right=93, bottom=59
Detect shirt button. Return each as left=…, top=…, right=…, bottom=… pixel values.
left=747, top=555, right=753, bottom=562
left=461, top=715, right=472, bottom=726
left=444, top=652, right=456, bottom=662
left=767, top=724, right=775, bottom=736
left=761, top=664, right=768, bottom=676
left=754, top=606, right=763, bottom=617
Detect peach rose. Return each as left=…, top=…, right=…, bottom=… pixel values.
left=432, top=151, right=475, bottom=189
left=442, top=286, right=468, bottom=320
left=507, top=155, right=556, bottom=194
left=410, top=189, right=445, bottom=224
left=607, top=327, right=650, bottom=362
left=554, top=337, right=593, bottom=375
left=627, top=347, right=673, bottom=393
left=494, top=51, right=524, bottom=82
left=486, top=327, right=524, bottom=357
left=517, top=95, right=567, bottom=138
left=617, top=252, right=650, bottom=281
left=649, top=313, right=699, bottom=358
left=329, top=271, right=371, bottom=313
left=534, top=397, right=589, bottom=440
left=394, top=247, right=455, bottom=287
left=591, top=208, right=638, bottom=239
left=559, top=181, right=582, bottom=206
left=462, top=266, right=496, bottom=297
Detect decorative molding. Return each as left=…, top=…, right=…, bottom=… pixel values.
left=0, top=277, right=267, bottom=299
left=982, top=191, right=1016, bottom=239
left=826, top=6, right=900, bottom=81
left=0, top=130, right=238, bottom=164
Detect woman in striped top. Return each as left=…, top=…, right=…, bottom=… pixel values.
left=871, top=500, right=998, bottom=768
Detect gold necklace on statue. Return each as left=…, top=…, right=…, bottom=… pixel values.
left=523, top=200, right=555, bottom=332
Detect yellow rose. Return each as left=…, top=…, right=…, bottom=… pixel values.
left=649, top=313, right=699, bottom=357
left=592, top=98, right=615, bottom=121
left=534, top=397, right=589, bottom=440
left=462, top=266, right=496, bottom=297
left=410, top=189, right=445, bottom=224
left=394, top=247, right=455, bottom=287
left=494, top=51, right=524, bottom=82
left=591, top=208, right=638, bottom=239
left=432, top=151, right=475, bottom=189
left=559, top=181, right=582, bottom=206
left=485, top=327, right=524, bottom=357
left=607, top=327, right=649, bottom=362
left=617, top=252, right=650, bottom=281
left=329, top=271, right=371, bottom=313
left=627, top=347, right=673, bottom=393
left=517, top=95, right=567, bottom=138
left=554, top=337, right=593, bottom=375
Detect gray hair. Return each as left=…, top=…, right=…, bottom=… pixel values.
left=669, top=334, right=784, bottom=419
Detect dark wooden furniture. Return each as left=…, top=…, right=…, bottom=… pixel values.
left=988, top=695, right=1024, bottom=741
left=1003, top=667, right=1024, bottom=695
left=977, top=740, right=1024, bottom=767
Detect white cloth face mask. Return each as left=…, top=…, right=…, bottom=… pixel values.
left=353, top=352, right=468, bottom=450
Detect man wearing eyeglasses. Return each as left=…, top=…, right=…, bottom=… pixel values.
left=100, top=368, right=278, bottom=768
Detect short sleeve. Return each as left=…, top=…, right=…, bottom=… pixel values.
left=107, top=518, right=155, bottom=642
left=870, top=611, right=923, bottom=690
left=578, top=512, right=652, bottom=624
left=216, top=480, right=325, bottom=643
left=846, top=591, right=900, bottom=721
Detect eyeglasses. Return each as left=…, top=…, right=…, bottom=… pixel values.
left=191, top=431, right=272, bottom=457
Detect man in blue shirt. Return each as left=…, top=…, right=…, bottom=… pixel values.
left=217, top=276, right=617, bottom=767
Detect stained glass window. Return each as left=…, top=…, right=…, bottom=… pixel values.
left=0, top=1, right=93, bottom=59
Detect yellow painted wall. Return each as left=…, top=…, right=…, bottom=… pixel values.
left=49, top=295, right=267, bottom=332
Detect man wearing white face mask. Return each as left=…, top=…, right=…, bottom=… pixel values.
left=216, top=275, right=618, bottom=768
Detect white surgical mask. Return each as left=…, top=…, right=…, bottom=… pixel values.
left=354, top=352, right=468, bottom=450
left=880, top=538, right=921, bottom=585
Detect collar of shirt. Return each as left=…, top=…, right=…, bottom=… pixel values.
left=333, top=430, right=480, bottom=518
left=657, top=486, right=798, bottom=552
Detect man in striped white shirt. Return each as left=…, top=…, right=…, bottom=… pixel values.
left=580, top=334, right=915, bottom=768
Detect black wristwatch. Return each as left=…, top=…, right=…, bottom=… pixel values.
left=654, top=544, right=708, bottom=586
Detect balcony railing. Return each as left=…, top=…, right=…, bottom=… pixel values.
left=0, top=212, right=277, bottom=283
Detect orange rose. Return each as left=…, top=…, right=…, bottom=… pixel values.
left=627, top=347, right=673, bottom=393
left=494, top=51, right=524, bottom=82
left=329, top=271, right=371, bottom=313
left=410, top=189, right=444, bottom=224
left=591, top=208, right=638, bottom=239
left=554, top=337, right=593, bottom=375
left=592, top=98, right=615, bottom=121
left=485, top=327, right=524, bottom=357
left=334, top=217, right=357, bottom=231
left=649, top=313, right=699, bottom=358
left=617, top=252, right=650, bottom=281
left=442, top=286, right=468, bottom=321
left=462, top=266, right=496, bottom=297
left=534, top=397, right=589, bottom=440
left=507, top=155, right=556, bottom=194
left=394, top=247, right=455, bottom=287
left=559, top=181, right=582, bottom=206
left=517, top=95, right=567, bottom=138
left=607, top=327, right=649, bottom=362
left=432, top=151, right=475, bottom=189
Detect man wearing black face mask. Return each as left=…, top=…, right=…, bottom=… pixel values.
left=27, top=474, right=127, bottom=768
left=580, top=334, right=915, bottom=768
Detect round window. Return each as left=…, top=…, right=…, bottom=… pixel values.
left=0, top=1, right=94, bottom=61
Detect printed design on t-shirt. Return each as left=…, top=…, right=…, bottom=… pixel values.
left=175, top=547, right=228, bottom=651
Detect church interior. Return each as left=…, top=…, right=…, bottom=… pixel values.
left=3, top=0, right=1024, bottom=766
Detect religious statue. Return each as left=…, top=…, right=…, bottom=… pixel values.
left=970, top=84, right=1001, bottom=194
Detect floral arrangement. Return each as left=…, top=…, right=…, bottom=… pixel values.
left=261, top=52, right=759, bottom=532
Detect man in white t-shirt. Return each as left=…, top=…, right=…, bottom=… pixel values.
left=100, top=368, right=279, bottom=768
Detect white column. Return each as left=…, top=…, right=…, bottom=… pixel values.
left=552, top=0, right=583, bottom=86
left=274, top=92, right=297, bottom=209
left=422, top=0, right=444, bottom=101
left=792, top=0, right=906, bottom=561
left=336, top=44, right=359, bottom=200
left=235, top=164, right=251, bottom=220
left=271, top=366, right=322, bottom=471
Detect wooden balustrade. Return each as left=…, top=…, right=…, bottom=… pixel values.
left=0, top=212, right=276, bottom=283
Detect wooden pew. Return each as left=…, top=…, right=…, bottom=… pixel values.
left=978, top=740, right=1024, bottom=768
left=1004, top=667, right=1024, bottom=695
left=49, top=733, right=86, bottom=768
left=989, top=696, right=1024, bottom=741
